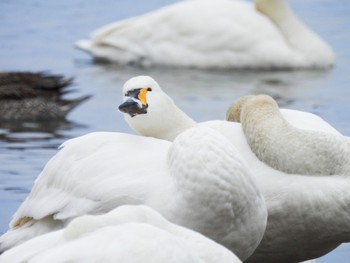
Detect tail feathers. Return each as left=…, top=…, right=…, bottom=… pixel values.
left=60, top=95, right=92, bottom=115
left=75, top=40, right=93, bottom=52
left=0, top=217, right=64, bottom=254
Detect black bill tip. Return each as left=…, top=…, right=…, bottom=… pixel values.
left=118, top=99, right=148, bottom=117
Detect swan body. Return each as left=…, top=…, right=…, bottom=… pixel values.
left=226, top=94, right=350, bottom=175
left=118, top=76, right=350, bottom=262
left=0, top=205, right=241, bottom=263
left=76, top=0, right=334, bottom=69
left=0, top=127, right=267, bottom=261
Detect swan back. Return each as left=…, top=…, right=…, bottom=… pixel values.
left=166, top=126, right=267, bottom=261
left=76, top=0, right=334, bottom=69
left=0, top=205, right=241, bottom=263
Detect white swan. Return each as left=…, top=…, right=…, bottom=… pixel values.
left=0, top=127, right=267, bottom=261
left=226, top=94, right=350, bottom=175
left=118, top=75, right=350, bottom=262
left=75, top=0, right=334, bottom=69
left=0, top=205, right=241, bottom=263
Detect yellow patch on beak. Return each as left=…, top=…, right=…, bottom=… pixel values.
left=138, top=88, right=150, bottom=106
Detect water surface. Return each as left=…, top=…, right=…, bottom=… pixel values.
left=0, top=0, right=349, bottom=261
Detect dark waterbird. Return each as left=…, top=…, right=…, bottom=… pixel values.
left=0, top=72, right=91, bottom=121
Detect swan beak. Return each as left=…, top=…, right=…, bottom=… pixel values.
left=118, top=98, right=148, bottom=117
left=118, top=88, right=151, bottom=117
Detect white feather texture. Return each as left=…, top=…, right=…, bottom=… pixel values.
left=226, top=94, right=350, bottom=175
left=119, top=76, right=350, bottom=263
left=0, top=127, right=267, bottom=262
left=0, top=205, right=241, bottom=263
left=76, top=0, right=334, bottom=69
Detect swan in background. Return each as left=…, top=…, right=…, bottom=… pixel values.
left=0, top=205, right=241, bottom=263
left=0, top=127, right=267, bottom=262
left=76, top=0, right=334, bottom=69
left=118, top=75, right=350, bottom=262
left=226, top=94, right=350, bottom=175
left=0, top=72, right=90, bottom=121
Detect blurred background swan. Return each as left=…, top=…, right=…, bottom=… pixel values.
left=76, top=0, right=334, bottom=69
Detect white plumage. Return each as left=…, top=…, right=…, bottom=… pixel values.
left=0, top=127, right=267, bottom=262
left=76, top=0, right=334, bottom=69
left=0, top=205, right=241, bottom=263
left=226, top=94, right=350, bottom=175
left=118, top=75, right=350, bottom=263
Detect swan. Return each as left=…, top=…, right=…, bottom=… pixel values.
left=0, top=205, right=241, bottom=263
left=0, top=127, right=267, bottom=261
left=76, top=0, right=334, bottom=69
left=226, top=94, right=350, bottom=175
left=118, top=76, right=350, bottom=262
left=0, top=72, right=90, bottom=121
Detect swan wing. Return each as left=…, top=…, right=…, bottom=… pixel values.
left=11, top=132, right=169, bottom=225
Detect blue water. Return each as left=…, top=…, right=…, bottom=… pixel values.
left=0, top=0, right=349, bottom=261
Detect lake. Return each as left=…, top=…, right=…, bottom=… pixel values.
left=0, top=0, right=349, bottom=261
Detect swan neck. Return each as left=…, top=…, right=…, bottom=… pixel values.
left=241, top=98, right=350, bottom=175
left=255, top=0, right=333, bottom=60
left=125, top=94, right=196, bottom=141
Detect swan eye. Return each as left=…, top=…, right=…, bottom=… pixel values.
left=124, top=88, right=150, bottom=106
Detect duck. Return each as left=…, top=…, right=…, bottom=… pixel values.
left=226, top=94, right=350, bottom=175
left=0, top=72, right=73, bottom=99
left=0, top=205, right=241, bottom=263
left=0, top=97, right=91, bottom=121
left=76, top=0, right=334, bottom=69
left=0, top=72, right=90, bottom=121
left=0, top=127, right=267, bottom=262
left=118, top=75, right=350, bottom=263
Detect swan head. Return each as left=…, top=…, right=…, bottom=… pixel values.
left=226, top=94, right=278, bottom=122
left=255, top=0, right=289, bottom=19
left=118, top=76, right=160, bottom=118
left=226, top=95, right=256, bottom=122
left=118, top=76, right=196, bottom=140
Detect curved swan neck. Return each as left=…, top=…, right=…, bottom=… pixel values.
left=125, top=90, right=196, bottom=141
left=255, top=0, right=334, bottom=65
left=229, top=95, right=350, bottom=175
